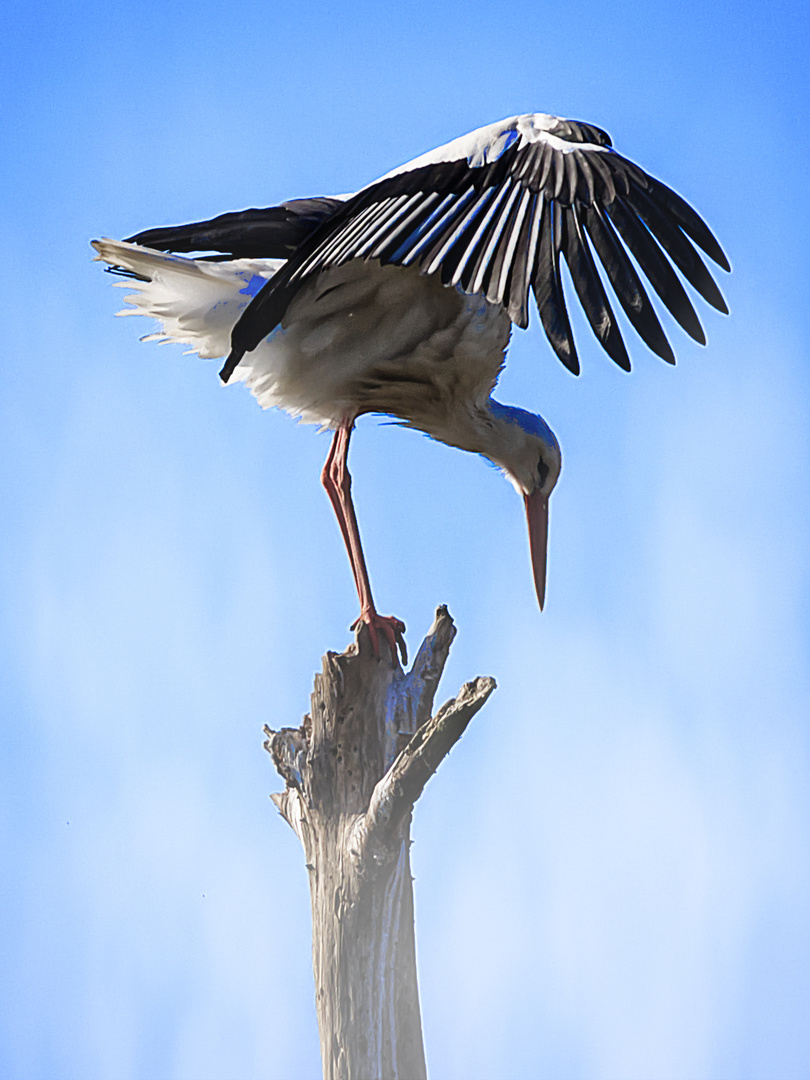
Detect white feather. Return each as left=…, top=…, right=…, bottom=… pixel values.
left=92, top=239, right=283, bottom=361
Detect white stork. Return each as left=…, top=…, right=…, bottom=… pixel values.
left=93, top=112, right=729, bottom=662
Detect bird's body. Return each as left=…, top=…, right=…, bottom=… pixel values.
left=94, top=112, right=728, bottom=658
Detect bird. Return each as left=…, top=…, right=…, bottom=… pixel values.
left=93, top=111, right=729, bottom=663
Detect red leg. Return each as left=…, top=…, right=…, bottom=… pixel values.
left=321, top=422, right=406, bottom=664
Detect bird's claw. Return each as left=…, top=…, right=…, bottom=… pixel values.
left=352, top=611, right=407, bottom=666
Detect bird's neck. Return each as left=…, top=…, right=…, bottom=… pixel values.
left=420, top=398, right=552, bottom=494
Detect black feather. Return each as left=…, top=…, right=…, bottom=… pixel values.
left=607, top=199, right=706, bottom=344
left=582, top=204, right=675, bottom=364
left=572, top=150, right=596, bottom=205
left=300, top=200, right=384, bottom=273
left=586, top=152, right=617, bottom=206
left=126, top=198, right=343, bottom=259
left=561, top=206, right=630, bottom=371
left=629, top=182, right=729, bottom=312
left=427, top=189, right=499, bottom=286
left=504, top=194, right=542, bottom=328
left=484, top=188, right=532, bottom=305
left=462, top=182, right=519, bottom=294
left=645, top=177, right=730, bottom=271
left=399, top=190, right=473, bottom=265
left=533, top=201, right=579, bottom=374
left=514, top=142, right=544, bottom=185
left=372, top=192, right=446, bottom=263
left=553, top=118, right=612, bottom=147
left=536, top=141, right=554, bottom=191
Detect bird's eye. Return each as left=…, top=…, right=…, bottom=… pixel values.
left=537, top=457, right=550, bottom=487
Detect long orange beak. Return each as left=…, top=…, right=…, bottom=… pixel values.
left=524, top=490, right=549, bottom=610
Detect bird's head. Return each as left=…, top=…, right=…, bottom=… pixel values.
left=487, top=402, right=562, bottom=610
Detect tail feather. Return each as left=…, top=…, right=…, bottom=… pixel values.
left=91, top=239, right=284, bottom=361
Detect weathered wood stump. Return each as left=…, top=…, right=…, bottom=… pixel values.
left=264, top=606, right=495, bottom=1080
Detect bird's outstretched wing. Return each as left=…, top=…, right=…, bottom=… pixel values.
left=225, top=113, right=729, bottom=380
left=125, top=197, right=345, bottom=260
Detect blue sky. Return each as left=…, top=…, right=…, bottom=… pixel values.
left=1, top=1, right=809, bottom=1078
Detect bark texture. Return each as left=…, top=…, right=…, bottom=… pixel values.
left=265, top=606, right=495, bottom=1080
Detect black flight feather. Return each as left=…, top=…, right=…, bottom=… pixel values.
left=126, top=198, right=343, bottom=259
left=582, top=204, right=676, bottom=364
left=606, top=198, right=706, bottom=344
left=561, top=206, right=631, bottom=371
left=533, top=201, right=579, bottom=374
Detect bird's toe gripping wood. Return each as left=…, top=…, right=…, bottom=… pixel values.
left=352, top=611, right=408, bottom=666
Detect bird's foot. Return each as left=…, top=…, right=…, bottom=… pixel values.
left=352, top=609, right=407, bottom=666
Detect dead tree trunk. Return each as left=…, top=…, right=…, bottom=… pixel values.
left=264, top=606, right=495, bottom=1080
